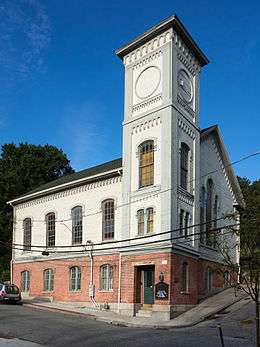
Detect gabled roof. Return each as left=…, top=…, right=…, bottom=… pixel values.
left=8, top=158, right=122, bottom=205
left=200, top=125, right=245, bottom=208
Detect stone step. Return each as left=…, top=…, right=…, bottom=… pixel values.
left=136, top=309, right=153, bottom=318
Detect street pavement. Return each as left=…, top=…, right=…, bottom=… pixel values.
left=0, top=297, right=255, bottom=347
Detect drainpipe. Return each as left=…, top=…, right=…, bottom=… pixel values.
left=117, top=252, right=122, bottom=313
left=9, top=201, right=14, bottom=284
left=86, top=240, right=94, bottom=286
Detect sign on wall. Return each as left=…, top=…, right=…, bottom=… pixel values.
left=155, top=281, right=169, bottom=300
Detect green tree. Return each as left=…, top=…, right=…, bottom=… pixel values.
left=216, top=177, right=260, bottom=347
left=0, top=143, right=74, bottom=278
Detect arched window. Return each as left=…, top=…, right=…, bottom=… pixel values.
left=146, top=208, right=154, bottom=233
left=102, top=199, right=115, bottom=240
left=100, top=264, right=113, bottom=291
left=179, top=209, right=189, bottom=238
left=43, top=269, right=54, bottom=291
left=69, top=266, right=81, bottom=291
left=206, top=267, right=213, bottom=292
left=200, top=187, right=206, bottom=243
left=206, top=179, right=214, bottom=245
left=139, top=140, right=154, bottom=188
left=72, top=206, right=83, bottom=245
left=46, top=212, right=55, bottom=247
left=180, top=143, right=190, bottom=191
left=213, top=195, right=218, bottom=228
left=23, top=218, right=31, bottom=251
left=137, top=209, right=144, bottom=236
left=223, top=271, right=230, bottom=287
left=21, top=270, right=30, bottom=292
left=181, top=262, right=189, bottom=293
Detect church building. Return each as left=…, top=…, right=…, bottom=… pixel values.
left=8, top=14, right=243, bottom=320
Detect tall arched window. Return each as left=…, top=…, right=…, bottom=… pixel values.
left=23, top=218, right=31, bottom=251
left=137, top=209, right=144, bottom=236
left=102, top=199, right=114, bottom=240
left=21, top=270, right=30, bottom=292
left=72, top=206, right=83, bottom=245
left=206, top=267, right=213, bottom=292
left=200, top=187, right=206, bottom=243
left=43, top=269, right=54, bottom=291
left=100, top=264, right=113, bottom=291
left=69, top=266, right=81, bottom=291
left=206, top=179, right=214, bottom=245
left=139, top=140, right=154, bottom=188
left=213, top=195, right=218, bottom=228
left=180, top=143, right=190, bottom=191
left=146, top=207, right=154, bottom=234
left=181, top=262, right=189, bottom=293
left=46, top=212, right=55, bottom=247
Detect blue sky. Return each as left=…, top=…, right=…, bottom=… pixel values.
left=0, top=0, right=259, bottom=181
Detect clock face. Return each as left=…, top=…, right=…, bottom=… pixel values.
left=177, top=69, right=193, bottom=103
left=135, top=66, right=161, bottom=100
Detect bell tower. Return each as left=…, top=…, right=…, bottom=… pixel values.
left=116, top=15, right=208, bottom=245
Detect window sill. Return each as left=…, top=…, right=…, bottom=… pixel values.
left=101, top=239, right=116, bottom=244
left=180, top=291, right=190, bottom=295
left=98, top=290, right=114, bottom=293
left=200, top=243, right=218, bottom=252
left=69, top=290, right=82, bottom=293
left=177, top=186, right=194, bottom=199
left=135, top=232, right=155, bottom=238
left=132, top=184, right=161, bottom=197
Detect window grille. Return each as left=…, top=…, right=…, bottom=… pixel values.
left=200, top=187, right=206, bottom=243
left=180, top=143, right=189, bottom=190
left=43, top=269, right=54, bottom=291
left=46, top=213, right=55, bottom=247
left=69, top=266, right=81, bottom=291
left=179, top=209, right=185, bottom=236
left=21, top=270, right=30, bottom=292
left=139, top=140, right=154, bottom=188
left=184, top=212, right=189, bottom=238
left=137, top=209, right=145, bottom=236
left=181, top=262, right=189, bottom=292
left=100, top=264, right=113, bottom=291
left=102, top=199, right=115, bottom=240
left=72, top=206, right=83, bottom=245
left=206, top=179, right=214, bottom=246
left=23, top=218, right=31, bottom=251
left=146, top=208, right=154, bottom=233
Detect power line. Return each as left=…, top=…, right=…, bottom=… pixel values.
left=11, top=149, right=259, bottom=224
left=11, top=214, right=238, bottom=249
left=5, top=222, right=240, bottom=255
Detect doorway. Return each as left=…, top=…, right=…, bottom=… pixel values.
left=137, top=266, right=155, bottom=305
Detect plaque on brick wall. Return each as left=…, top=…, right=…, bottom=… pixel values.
left=155, top=281, right=169, bottom=300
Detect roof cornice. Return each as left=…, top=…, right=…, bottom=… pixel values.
left=115, top=14, right=209, bottom=67
left=8, top=168, right=122, bottom=206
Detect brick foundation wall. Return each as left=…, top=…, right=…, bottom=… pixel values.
left=12, top=251, right=236, bottom=308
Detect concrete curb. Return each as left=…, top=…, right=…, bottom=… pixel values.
left=23, top=293, right=248, bottom=330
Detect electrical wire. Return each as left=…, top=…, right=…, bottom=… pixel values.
left=11, top=149, right=260, bottom=224
left=11, top=213, right=238, bottom=249
left=3, top=222, right=240, bottom=254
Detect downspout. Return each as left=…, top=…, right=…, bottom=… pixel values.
left=87, top=241, right=99, bottom=308
left=9, top=201, right=14, bottom=284
left=117, top=252, right=122, bottom=313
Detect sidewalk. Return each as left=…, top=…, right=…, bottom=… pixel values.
left=0, top=338, right=44, bottom=347
left=23, top=288, right=248, bottom=329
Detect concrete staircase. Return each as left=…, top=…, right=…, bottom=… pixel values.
left=136, top=304, right=153, bottom=318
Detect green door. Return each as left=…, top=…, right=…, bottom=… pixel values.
left=143, top=268, right=154, bottom=304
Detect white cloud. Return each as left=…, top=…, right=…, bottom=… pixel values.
left=0, top=0, right=51, bottom=81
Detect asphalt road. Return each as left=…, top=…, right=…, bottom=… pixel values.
left=0, top=298, right=255, bottom=347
